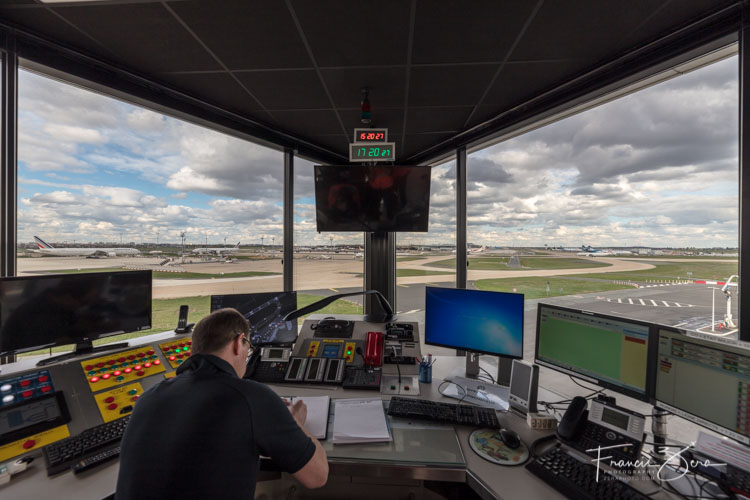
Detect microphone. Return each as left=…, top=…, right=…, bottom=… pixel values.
left=283, top=290, right=396, bottom=323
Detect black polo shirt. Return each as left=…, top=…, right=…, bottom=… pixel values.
left=115, top=354, right=315, bottom=500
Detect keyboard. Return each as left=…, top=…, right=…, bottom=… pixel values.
left=342, top=366, right=381, bottom=390
left=387, top=396, right=501, bottom=428
left=43, top=415, right=130, bottom=475
left=526, top=445, right=649, bottom=500
left=72, top=446, right=121, bottom=474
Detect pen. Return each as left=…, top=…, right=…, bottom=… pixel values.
left=427, top=353, right=432, bottom=365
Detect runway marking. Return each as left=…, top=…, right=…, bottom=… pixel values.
left=603, top=298, right=695, bottom=308
left=329, top=288, right=339, bottom=292
left=397, top=284, right=409, bottom=288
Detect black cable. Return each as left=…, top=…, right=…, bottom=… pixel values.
left=568, top=376, right=606, bottom=399
left=391, top=345, right=401, bottom=385
left=478, top=366, right=495, bottom=384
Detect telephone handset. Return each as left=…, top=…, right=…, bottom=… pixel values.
left=557, top=396, right=646, bottom=466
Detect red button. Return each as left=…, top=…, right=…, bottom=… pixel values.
left=113, top=370, right=122, bottom=376
left=22, top=390, right=33, bottom=398
left=179, top=343, right=185, bottom=347
left=147, top=350, right=155, bottom=355
left=85, top=365, right=94, bottom=371
left=136, top=371, right=145, bottom=376
left=90, top=376, right=100, bottom=383
left=102, top=373, right=111, bottom=379
left=138, top=352, right=145, bottom=358
left=118, top=357, right=126, bottom=363
left=171, top=345, right=177, bottom=350
left=105, top=396, right=115, bottom=403
left=132, top=395, right=140, bottom=402
left=108, top=360, right=116, bottom=365
left=41, top=385, right=52, bottom=393
left=134, top=365, right=142, bottom=371
left=185, top=351, right=191, bottom=356
left=124, top=368, right=132, bottom=374
left=169, top=356, right=176, bottom=361
left=154, top=360, right=161, bottom=365
left=128, top=355, right=136, bottom=360
left=176, top=354, right=183, bottom=359
left=187, top=341, right=192, bottom=345
left=144, top=362, right=152, bottom=368
left=23, top=440, right=35, bottom=449
left=97, top=362, right=105, bottom=368
left=107, top=403, right=118, bottom=410
left=19, top=380, right=31, bottom=387
left=39, top=375, right=49, bottom=382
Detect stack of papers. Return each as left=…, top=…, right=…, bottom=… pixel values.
left=289, top=396, right=330, bottom=440
left=332, top=398, right=392, bottom=444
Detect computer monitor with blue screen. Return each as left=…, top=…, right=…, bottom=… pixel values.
left=655, top=327, right=750, bottom=445
left=424, top=287, right=524, bottom=358
left=534, top=303, right=655, bottom=402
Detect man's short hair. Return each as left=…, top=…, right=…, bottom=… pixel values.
left=191, top=308, right=251, bottom=355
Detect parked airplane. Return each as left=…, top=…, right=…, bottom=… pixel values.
left=33, top=236, right=140, bottom=257
left=577, top=245, right=612, bottom=257
left=192, top=242, right=241, bottom=255
left=469, top=245, right=488, bottom=254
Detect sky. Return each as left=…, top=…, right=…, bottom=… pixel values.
left=16, top=54, right=739, bottom=248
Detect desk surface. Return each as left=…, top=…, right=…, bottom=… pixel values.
left=1, top=348, right=680, bottom=500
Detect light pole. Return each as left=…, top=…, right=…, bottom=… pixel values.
left=180, top=232, right=186, bottom=261
left=710, top=287, right=720, bottom=331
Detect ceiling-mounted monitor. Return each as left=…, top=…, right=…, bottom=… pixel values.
left=314, top=165, right=431, bottom=232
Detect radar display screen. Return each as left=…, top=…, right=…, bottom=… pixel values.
left=210, top=292, right=298, bottom=346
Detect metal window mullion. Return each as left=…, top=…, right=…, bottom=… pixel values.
left=740, top=12, right=750, bottom=341
left=283, top=149, right=294, bottom=292
left=456, top=147, right=467, bottom=289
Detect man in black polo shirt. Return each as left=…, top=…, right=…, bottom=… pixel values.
left=115, top=308, right=328, bottom=499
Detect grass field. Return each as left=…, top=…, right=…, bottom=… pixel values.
left=431, top=256, right=609, bottom=270
left=397, top=269, right=455, bottom=277
left=19, top=292, right=362, bottom=357
left=37, top=267, right=279, bottom=279
left=474, top=276, right=635, bottom=299
left=396, top=256, right=427, bottom=262
left=569, top=261, right=737, bottom=282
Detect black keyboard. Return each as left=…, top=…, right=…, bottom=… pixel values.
left=526, top=445, right=649, bottom=500
left=43, top=416, right=130, bottom=475
left=387, top=396, right=501, bottom=428
left=72, top=446, right=121, bottom=474
left=725, top=464, right=750, bottom=496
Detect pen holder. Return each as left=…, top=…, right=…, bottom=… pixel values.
left=418, top=363, right=432, bottom=384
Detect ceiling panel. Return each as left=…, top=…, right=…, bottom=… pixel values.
left=408, top=65, right=498, bottom=107
left=235, top=70, right=330, bottom=110
left=321, top=67, right=407, bottom=108
left=170, top=0, right=311, bottom=70
left=270, top=109, right=342, bottom=137
left=406, top=107, right=473, bottom=134
left=338, top=108, right=405, bottom=137
left=158, top=72, right=264, bottom=115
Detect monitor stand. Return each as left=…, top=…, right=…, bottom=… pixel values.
left=464, top=352, right=512, bottom=387
left=465, top=351, right=480, bottom=377
left=36, top=340, right=130, bottom=367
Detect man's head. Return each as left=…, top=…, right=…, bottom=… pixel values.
left=192, top=308, right=252, bottom=376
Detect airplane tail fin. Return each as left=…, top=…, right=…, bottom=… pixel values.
left=235, top=241, right=240, bottom=248
left=34, top=236, right=54, bottom=249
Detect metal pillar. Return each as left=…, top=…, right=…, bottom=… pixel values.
left=741, top=8, right=750, bottom=341
left=364, top=232, right=396, bottom=319
left=283, top=149, right=294, bottom=292
left=456, top=147, right=467, bottom=289
left=1, top=39, right=17, bottom=278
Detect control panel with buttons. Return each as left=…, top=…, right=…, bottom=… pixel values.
left=81, top=347, right=165, bottom=391
left=158, top=338, right=193, bottom=369
left=94, top=383, right=143, bottom=422
left=0, top=370, right=55, bottom=406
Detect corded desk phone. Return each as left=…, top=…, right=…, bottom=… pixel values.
left=558, top=396, right=646, bottom=466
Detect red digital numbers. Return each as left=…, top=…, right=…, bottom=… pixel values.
left=357, top=130, right=386, bottom=142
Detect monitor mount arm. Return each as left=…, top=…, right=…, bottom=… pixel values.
left=283, top=290, right=396, bottom=323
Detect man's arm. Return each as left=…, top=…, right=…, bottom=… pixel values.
left=287, top=400, right=329, bottom=489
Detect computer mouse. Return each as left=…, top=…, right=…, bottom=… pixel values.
left=499, top=428, right=521, bottom=449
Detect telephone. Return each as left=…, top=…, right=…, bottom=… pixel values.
left=244, top=347, right=291, bottom=383
left=557, top=396, right=645, bottom=466
left=174, top=305, right=194, bottom=334
left=364, top=331, right=383, bottom=366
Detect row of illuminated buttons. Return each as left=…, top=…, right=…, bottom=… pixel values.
left=84, top=351, right=156, bottom=371
left=168, top=352, right=191, bottom=361
left=87, top=356, right=159, bottom=375
left=89, top=361, right=161, bottom=383
left=162, top=341, right=191, bottom=353
left=2, top=384, right=53, bottom=404
left=0, top=375, right=51, bottom=393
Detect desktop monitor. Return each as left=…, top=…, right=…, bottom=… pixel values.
left=314, top=165, right=431, bottom=232
left=0, top=270, right=152, bottom=355
left=535, top=303, right=655, bottom=402
left=654, top=327, right=750, bottom=445
left=210, top=292, right=298, bottom=346
left=424, top=287, right=524, bottom=359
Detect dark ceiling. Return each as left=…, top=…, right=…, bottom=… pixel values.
left=0, top=0, right=741, bottom=165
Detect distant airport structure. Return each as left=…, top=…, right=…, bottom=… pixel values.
left=33, top=236, right=140, bottom=257
left=192, top=242, right=241, bottom=255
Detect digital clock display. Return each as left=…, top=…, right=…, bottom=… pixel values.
left=349, top=142, right=396, bottom=162
left=353, top=128, right=388, bottom=143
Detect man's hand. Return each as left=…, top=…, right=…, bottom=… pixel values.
left=287, top=399, right=307, bottom=427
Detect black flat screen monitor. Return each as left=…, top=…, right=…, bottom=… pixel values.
left=0, top=270, right=152, bottom=355
left=655, top=327, right=750, bottom=445
left=535, top=303, right=656, bottom=402
left=314, top=165, right=431, bottom=232
left=210, top=292, right=298, bottom=346
left=424, top=287, right=524, bottom=358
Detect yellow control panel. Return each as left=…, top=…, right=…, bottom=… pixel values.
left=82, top=346, right=165, bottom=392
left=0, top=425, right=70, bottom=462
left=344, top=342, right=357, bottom=362
left=306, top=341, right=320, bottom=357
left=158, top=338, right=192, bottom=369
left=94, top=383, right=143, bottom=422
